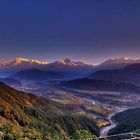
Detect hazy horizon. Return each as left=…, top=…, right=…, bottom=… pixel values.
left=0, top=56, right=139, bottom=65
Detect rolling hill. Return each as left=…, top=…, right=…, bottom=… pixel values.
left=0, top=82, right=99, bottom=139
left=60, top=78, right=140, bottom=93
left=109, top=108, right=140, bottom=135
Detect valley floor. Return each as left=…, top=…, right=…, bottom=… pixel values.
left=10, top=81, right=140, bottom=139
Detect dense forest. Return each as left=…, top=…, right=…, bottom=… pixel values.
left=109, top=108, right=140, bottom=135
left=0, top=82, right=99, bottom=140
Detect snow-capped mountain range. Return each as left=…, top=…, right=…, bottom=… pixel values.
left=55, top=58, right=88, bottom=66
left=0, top=56, right=139, bottom=81
left=0, top=57, right=89, bottom=68
left=0, top=57, right=139, bottom=74
left=0, top=57, right=93, bottom=77
left=0, top=57, right=48, bottom=68
left=95, top=57, right=140, bottom=70
left=100, top=57, right=140, bottom=66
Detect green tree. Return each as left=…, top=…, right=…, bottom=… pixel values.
left=70, top=130, right=96, bottom=140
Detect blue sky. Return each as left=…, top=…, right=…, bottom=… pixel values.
left=0, top=0, right=140, bottom=64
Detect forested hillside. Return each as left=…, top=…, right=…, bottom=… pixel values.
left=0, top=82, right=99, bottom=140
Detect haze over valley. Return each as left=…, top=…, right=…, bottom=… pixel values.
left=0, top=56, right=140, bottom=139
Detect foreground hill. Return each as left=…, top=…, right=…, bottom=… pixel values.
left=109, top=108, right=140, bottom=135
left=0, top=82, right=99, bottom=139
left=60, top=78, right=140, bottom=93
left=90, top=63, right=140, bottom=85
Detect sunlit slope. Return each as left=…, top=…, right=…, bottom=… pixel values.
left=0, top=82, right=99, bottom=139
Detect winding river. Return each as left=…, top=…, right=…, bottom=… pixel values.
left=100, top=114, right=116, bottom=137
left=100, top=108, right=128, bottom=137
left=100, top=107, right=140, bottom=137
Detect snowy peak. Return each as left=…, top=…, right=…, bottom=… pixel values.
left=101, top=57, right=140, bottom=66
left=57, top=58, right=72, bottom=65
left=14, top=57, right=48, bottom=65
left=56, top=58, right=88, bottom=66
left=94, top=57, right=140, bottom=70
left=0, top=57, right=48, bottom=70
left=114, top=57, right=131, bottom=62
left=120, top=57, right=129, bottom=60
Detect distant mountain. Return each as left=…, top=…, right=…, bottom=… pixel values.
left=11, top=68, right=66, bottom=81
left=54, top=58, right=87, bottom=67
left=0, top=57, right=48, bottom=77
left=1, top=57, right=140, bottom=80
left=123, top=63, right=140, bottom=74
left=40, top=58, right=94, bottom=78
left=95, top=57, right=140, bottom=70
left=0, top=77, right=22, bottom=87
left=0, top=82, right=99, bottom=139
left=0, top=57, right=48, bottom=69
left=60, top=78, right=140, bottom=93
left=0, top=57, right=93, bottom=78
left=42, top=58, right=93, bottom=71
left=0, top=57, right=92, bottom=71
left=54, top=58, right=88, bottom=66
left=90, top=63, right=140, bottom=85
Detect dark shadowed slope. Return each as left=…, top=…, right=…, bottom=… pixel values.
left=109, top=108, right=140, bottom=135
left=60, top=78, right=140, bottom=93
left=90, top=63, right=140, bottom=85
left=11, top=68, right=65, bottom=81
left=95, top=57, right=140, bottom=70
left=0, top=78, right=22, bottom=87
left=11, top=65, right=93, bottom=81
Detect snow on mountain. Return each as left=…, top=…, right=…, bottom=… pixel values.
left=96, top=57, right=140, bottom=70
left=14, top=57, right=48, bottom=65
left=54, top=58, right=88, bottom=66
left=0, top=57, right=93, bottom=78
left=0, top=57, right=48, bottom=69
left=101, top=57, right=139, bottom=65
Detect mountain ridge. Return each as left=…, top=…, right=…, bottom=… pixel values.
left=60, top=78, right=140, bottom=93
left=0, top=57, right=48, bottom=67
left=90, top=63, right=140, bottom=85
left=95, top=57, right=140, bottom=70
left=0, top=57, right=140, bottom=78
